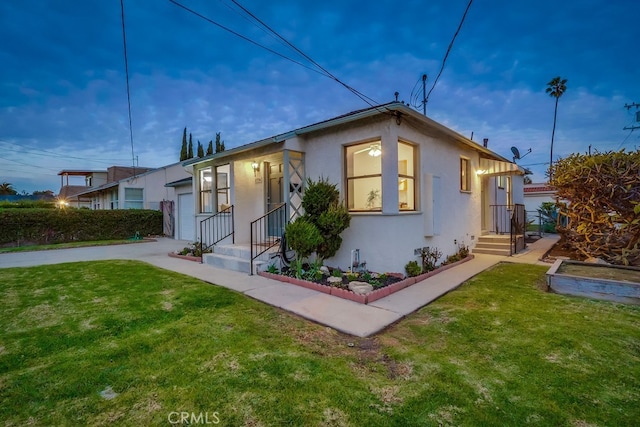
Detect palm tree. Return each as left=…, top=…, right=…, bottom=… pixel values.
left=546, top=76, right=568, bottom=181
left=0, top=182, right=17, bottom=195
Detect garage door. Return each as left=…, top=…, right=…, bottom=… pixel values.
left=178, top=193, right=194, bottom=241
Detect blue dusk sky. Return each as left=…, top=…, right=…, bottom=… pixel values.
left=1, top=0, right=639, bottom=194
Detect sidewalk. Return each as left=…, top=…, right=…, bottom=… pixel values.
left=0, top=236, right=559, bottom=337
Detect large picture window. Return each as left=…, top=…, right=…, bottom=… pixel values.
left=216, top=164, right=230, bottom=211
left=398, top=141, right=416, bottom=210
left=199, top=168, right=212, bottom=213
left=346, top=141, right=382, bottom=211
left=460, top=157, right=471, bottom=192
left=124, top=188, right=143, bottom=209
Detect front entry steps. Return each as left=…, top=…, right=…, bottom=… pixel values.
left=473, top=234, right=512, bottom=256
left=202, top=244, right=277, bottom=274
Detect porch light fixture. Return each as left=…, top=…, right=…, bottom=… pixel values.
left=476, top=169, right=488, bottom=175
left=368, top=144, right=382, bottom=157
left=251, top=161, right=260, bottom=176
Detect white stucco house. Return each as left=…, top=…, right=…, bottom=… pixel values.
left=75, top=163, right=193, bottom=239
left=183, top=102, right=526, bottom=274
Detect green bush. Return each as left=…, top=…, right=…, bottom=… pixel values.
left=285, top=218, right=322, bottom=261
left=300, top=177, right=351, bottom=261
left=405, top=260, right=422, bottom=277
left=0, top=209, right=163, bottom=245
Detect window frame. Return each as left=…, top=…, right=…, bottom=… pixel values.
left=124, top=187, right=144, bottom=209
left=110, top=189, right=118, bottom=210
left=215, top=164, right=231, bottom=212
left=460, top=157, right=471, bottom=192
left=398, top=140, right=417, bottom=211
left=199, top=167, right=213, bottom=214
left=345, top=140, right=383, bottom=212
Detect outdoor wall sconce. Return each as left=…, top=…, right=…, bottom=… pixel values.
left=251, top=161, right=260, bottom=176
left=476, top=169, right=488, bottom=175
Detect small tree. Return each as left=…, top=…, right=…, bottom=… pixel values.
left=197, top=140, right=204, bottom=158
left=551, top=149, right=640, bottom=265
left=179, top=127, right=188, bottom=161
left=300, top=177, right=351, bottom=261
left=187, top=133, right=194, bottom=159
left=206, top=140, right=213, bottom=156
left=285, top=218, right=322, bottom=278
left=215, top=132, right=225, bottom=153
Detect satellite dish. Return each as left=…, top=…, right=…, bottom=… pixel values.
left=511, top=146, right=532, bottom=162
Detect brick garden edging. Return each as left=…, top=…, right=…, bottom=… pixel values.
left=258, top=255, right=474, bottom=304
left=168, top=252, right=202, bottom=263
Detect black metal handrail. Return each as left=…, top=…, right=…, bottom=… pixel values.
left=510, top=203, right=526, bottom=255
left=250, top=203, right=286, bottom=275
left=199, top=205, right=234, bottom=260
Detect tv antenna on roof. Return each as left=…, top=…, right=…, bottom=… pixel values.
left=511, top=146, right=532, bottom=162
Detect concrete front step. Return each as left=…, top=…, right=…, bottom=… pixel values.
left=203, top=244, right=277, bottom=274
left=473, top=235, right=512, bottom=256
left=477, top=235, right=512, bottom=243
left=472, top=247, right=511, bottom=256
left=202, top=252, right=269, bottom=274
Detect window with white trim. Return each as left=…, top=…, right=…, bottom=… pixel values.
left=199, top=168, right=212, bottom=213
left=124, top=188, right=143, bottom=209
left=398, top=141, right=416, bottom=210
left=460, top=157, right=471, bottom=192
left=346, top=141, right=382, bottom=211
left=216, top=164, right=230, bottom=211
left=110, top=190, right=118, bottom=209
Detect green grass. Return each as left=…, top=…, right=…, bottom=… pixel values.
left=0, top=239, right=146, bottom=254
left=0, top=261, right=638, bottom=426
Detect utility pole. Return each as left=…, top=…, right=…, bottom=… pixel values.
left=422, top=74, right=427, bottom=115
left=623, top=102, right=640, bottom=130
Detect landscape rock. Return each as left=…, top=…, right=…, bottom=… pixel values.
left=327, top=276, right=343, bottom=285
left=348, top=281, right=373, bottom=295
left=320, top=266, right=330, bottom=275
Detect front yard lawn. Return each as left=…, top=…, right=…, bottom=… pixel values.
left=0, top=261, right=638, bottom=426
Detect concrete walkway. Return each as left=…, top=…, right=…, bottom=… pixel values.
left=0, top=235, right=559, bottom=337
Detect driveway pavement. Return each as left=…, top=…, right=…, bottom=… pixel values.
left=0, top=235, right=559, bottom=336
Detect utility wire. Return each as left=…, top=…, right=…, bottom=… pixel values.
left=617, top=129, right=635, bottom=149
left=168, top=0, right=328, bottom=78
left=0, top=140, right=131, bottom=164
left=120, top=0, right=136, bottom=173
left=425, top=0, right=473, bottom=105
left=227, top=0, right=379, bottom=107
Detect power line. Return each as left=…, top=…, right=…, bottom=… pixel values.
left=617, top=129, right=635, bottom=149
left=0, top=140, right=131, bottom=164
left=120, top=0, right=136, bottom=172
left=168, top=0, right=328, bottom=78
left=424, top=0, right=474, bottom=107
left=227, top=0, right=379, bottom=107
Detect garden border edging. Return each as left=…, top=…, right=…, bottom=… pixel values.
left=258, top=255, right=474, bottom=304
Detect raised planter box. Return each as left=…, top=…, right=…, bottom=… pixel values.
left=546, top=259, right=640, bottom=304
left=258, top=255, right=474, bottom=304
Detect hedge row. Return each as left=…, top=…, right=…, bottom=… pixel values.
left=0, top=209, right=163, bottom=245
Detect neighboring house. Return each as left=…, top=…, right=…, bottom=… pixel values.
left=72, top=164, right=193, bottom=239
left=58, top=169, right=108, bottom=208
left=184, top=102, right=526, bottom=274
left=524, top=183, right=556, bottom=214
